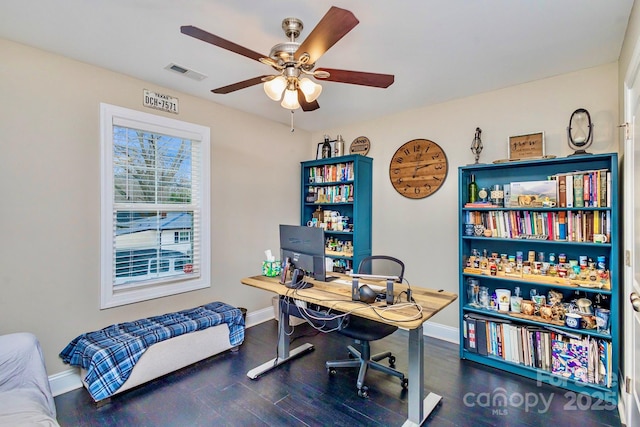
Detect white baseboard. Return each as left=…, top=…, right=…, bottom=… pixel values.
left=423, top=320, right=459, bottom=344
left=50, top=367, right=82, bottom=397
left=244, top=305, right=276, bottom=328
left=49, top=308, right=458, bottom=396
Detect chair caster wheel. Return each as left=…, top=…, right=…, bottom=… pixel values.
left=357, top=386, right=369, bottom=398
left=401, top=378, right=409, bottom=389
left=348, top=353, right=355, bottom=359
left=389, top=356, right=396, bottom=366
left=328, top=368, right=337, bottom=375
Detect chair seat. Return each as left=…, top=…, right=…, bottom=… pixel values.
left=338, top=316, right=398, bottom=341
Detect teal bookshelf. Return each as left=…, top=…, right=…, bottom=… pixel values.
left=301, top=155, right=372, bottom=273
left=458, top=153, right=619, bottom=403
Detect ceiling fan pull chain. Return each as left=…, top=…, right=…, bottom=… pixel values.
left=290, top=110, right=295, bottom=132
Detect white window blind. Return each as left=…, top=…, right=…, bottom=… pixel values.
left=101, top=103, right=210, bottom=308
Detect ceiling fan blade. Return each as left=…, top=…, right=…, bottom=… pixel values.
left=211, top=75, right=272, bottom=94
left=315, top=68, right=394, bottom=88
left=294, top=7, right=359, bottom=64
left=298, top=89, right=320, bottom=111
left=181, top=25, right=267, bottom=62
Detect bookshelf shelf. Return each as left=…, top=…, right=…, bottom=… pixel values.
left=462, top=272, right=612, bottom=295
left=301, top=155, right=372, bottom=273
left=463, top=305, right=612, bottom=339
left=459, top=153, right=619, bottom=404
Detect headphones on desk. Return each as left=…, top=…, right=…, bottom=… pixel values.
left=358, top=284, right=378, bottom=304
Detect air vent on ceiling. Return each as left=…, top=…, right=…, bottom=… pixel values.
left=164, top=63, right=207, bottom=81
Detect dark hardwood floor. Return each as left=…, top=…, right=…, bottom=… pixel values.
left=55, top=319, right=623, bottom=426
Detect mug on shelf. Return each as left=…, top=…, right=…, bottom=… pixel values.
left=464, top=223, right=475, bottom=236
left=593, top=233, right=608, bottom=244
left=495, top=289, right=511, bottom=312
left=565, top=313, right=582, bottom=329
left=595, top=308, right=611, bottom=333
left=510, top=296, right=523, bottom=313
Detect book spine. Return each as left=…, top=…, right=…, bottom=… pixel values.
left=606, top=171, right=611, bottom=207
left=573, top=174, right=583, bottom=208
left=583, top=173, right=590, bottom=207
left=558, top=211, right=567, bottom=240
left=566, top=175, right=574, bottom=208
left=558, top=175, right=567, bottom=208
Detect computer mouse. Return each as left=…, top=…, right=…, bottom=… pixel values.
left=359, top=284, right=377, bottom=304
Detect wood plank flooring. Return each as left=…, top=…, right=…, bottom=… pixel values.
left=54, top=320, right=623, bottom=426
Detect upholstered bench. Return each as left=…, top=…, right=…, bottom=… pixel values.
left=60, top=302, right=244, bottom=403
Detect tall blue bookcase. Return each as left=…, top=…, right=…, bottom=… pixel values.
left=458, top=153, right=619, bottom=403
left=301, top=154, right=372, bottom=273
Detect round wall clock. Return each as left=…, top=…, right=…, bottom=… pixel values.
left=389, top=138, right=448, bottom=199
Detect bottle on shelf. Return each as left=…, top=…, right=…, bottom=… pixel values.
left=468, top=174, right=478, bottom=203
left=322, top=135, right=332, bottom=159
left=334, top=135, right=345, bottom=157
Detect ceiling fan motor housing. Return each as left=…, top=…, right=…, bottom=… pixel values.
left=282, top=17, right=303, bottom=40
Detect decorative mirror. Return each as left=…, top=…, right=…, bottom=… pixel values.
left=567, top=108, right=593, bottom=155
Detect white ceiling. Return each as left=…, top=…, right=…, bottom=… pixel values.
left=0, top=1, right=634, bottom=132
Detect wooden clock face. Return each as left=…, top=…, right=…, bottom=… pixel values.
left=389, top=139, right=448, bottom=199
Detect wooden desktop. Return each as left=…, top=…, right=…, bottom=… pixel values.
left=241, top=273, right=457, bottom=427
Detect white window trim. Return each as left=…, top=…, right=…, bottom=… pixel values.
left=100, top=103, right=211, bottom=309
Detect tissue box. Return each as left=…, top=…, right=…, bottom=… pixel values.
left=262, top=261, right=281, bottom=277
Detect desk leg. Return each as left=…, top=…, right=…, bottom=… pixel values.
left=246, top=297, right=314, bottom=380
left=403, top=325, right=442, bottom=427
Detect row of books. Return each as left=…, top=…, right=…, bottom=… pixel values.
left=463, top=313, right=612, bottom=387
left=465, top=210, right=611, bottom=242
left=309, top=184, right=354, bottom=204
left=308, top=162, right=354, bottom=184
left=556, top=169, right=611, bottom=208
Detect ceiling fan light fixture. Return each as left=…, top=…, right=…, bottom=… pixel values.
left=299, top=77, right=322, bottom=102
left=281, top=88, right=300, bottom=110
left=263, top=75, right=287, bottom=101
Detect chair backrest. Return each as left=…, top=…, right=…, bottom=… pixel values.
left=357, top=255, right=404, bottom=283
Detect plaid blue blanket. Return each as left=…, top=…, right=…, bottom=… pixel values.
left=60, top=301, right=244, bottom=401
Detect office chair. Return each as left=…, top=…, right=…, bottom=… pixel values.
left=326, top=255, right=408, bottom=397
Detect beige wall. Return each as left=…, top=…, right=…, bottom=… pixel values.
left=312, top=63, right=620, bottom=329
left=0, top=36, right=621, bottom=376
left=0, top=38, right=310, bottom=374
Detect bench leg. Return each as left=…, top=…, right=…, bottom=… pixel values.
left=94, top=397, right=111, bottom=408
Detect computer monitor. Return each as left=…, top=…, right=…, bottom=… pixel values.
left=279, top=224, right=329, bottom=282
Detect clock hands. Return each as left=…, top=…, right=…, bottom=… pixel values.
left=412, top=161, right=443, bottom=178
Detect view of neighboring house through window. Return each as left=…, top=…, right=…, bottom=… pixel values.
left=100, top=103, right=210, bottom=308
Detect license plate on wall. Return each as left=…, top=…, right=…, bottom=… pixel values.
left=143, top=89, right=179, bottom=114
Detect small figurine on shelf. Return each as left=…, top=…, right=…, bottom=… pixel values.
left=470, top=127, right=483, bottom=164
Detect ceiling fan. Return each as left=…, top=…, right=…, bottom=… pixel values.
left=180, top=6, right=394, bottom=111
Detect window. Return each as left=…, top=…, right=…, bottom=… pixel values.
left=174, top=230, right=191, bottom=244
left=100, top=103, right=210, bottom=308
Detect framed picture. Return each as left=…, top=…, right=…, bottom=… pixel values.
left=316, top=141, right=335, bottom=159
left=508, top=132, right=545, bottom=160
